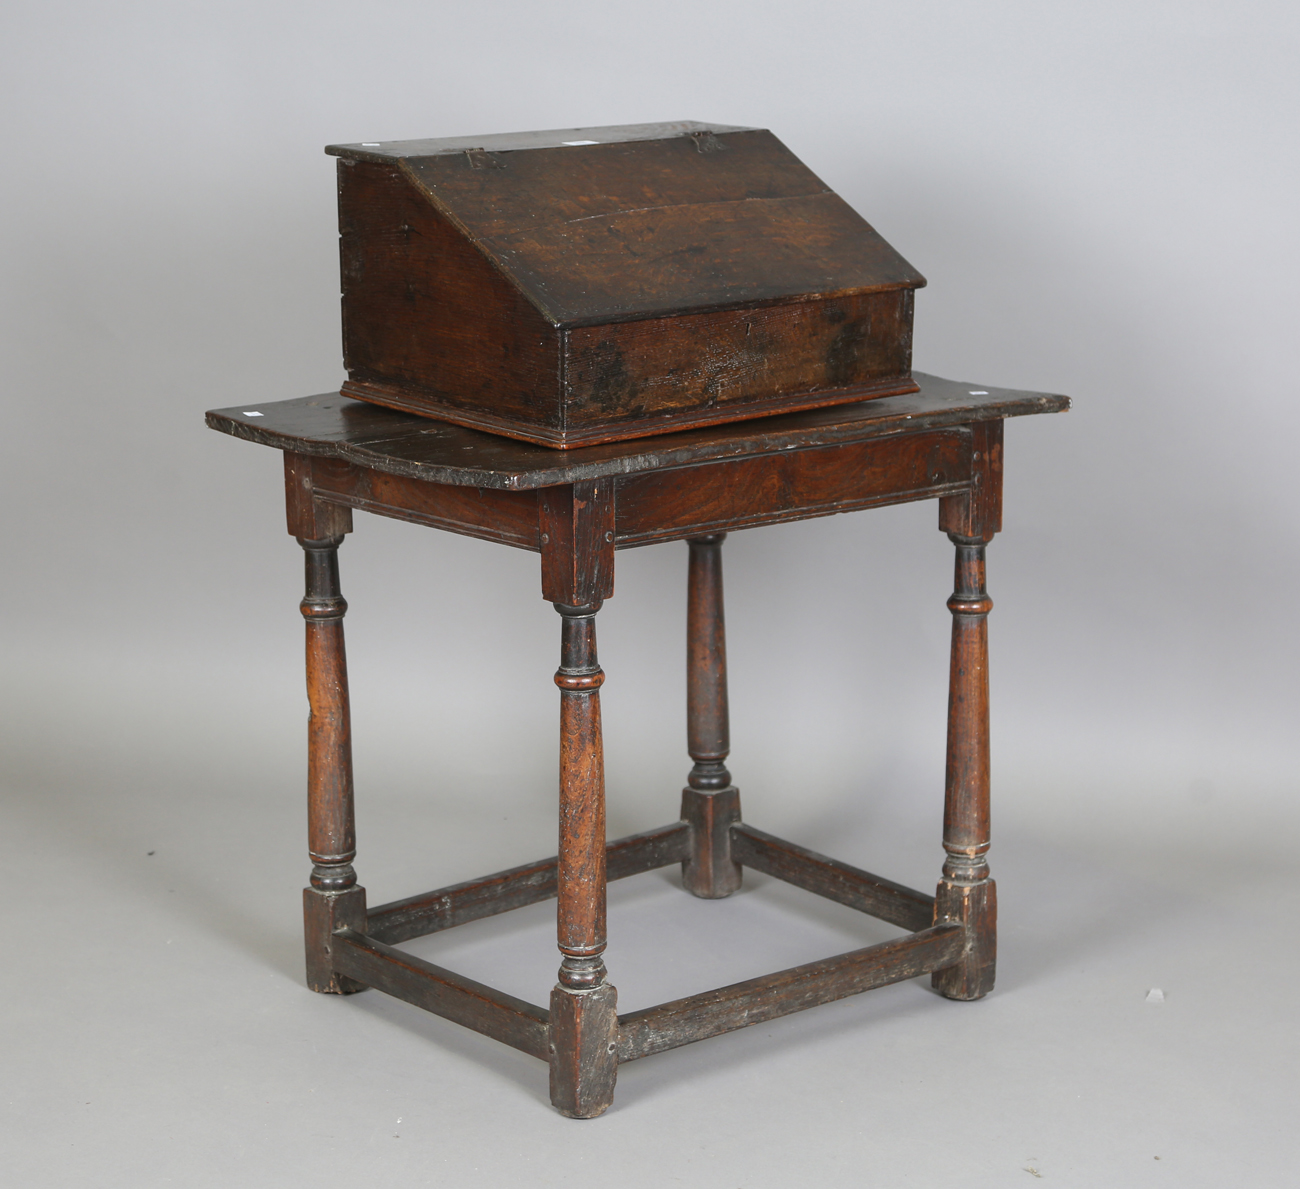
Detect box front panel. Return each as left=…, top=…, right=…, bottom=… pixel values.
left=562, top=290, right=914, bottom=436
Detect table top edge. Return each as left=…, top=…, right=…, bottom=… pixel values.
left=206, top=376, right=1070, bottom=490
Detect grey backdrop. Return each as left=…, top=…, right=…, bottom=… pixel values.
left=3, top=2, right=1297, bottom=1185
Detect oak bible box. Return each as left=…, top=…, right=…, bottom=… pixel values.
left=328, top=121, right=925, bottom=448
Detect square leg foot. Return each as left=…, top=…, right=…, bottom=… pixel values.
left=304, top=886, right=368, bottom=994
left=681, top=786, right=742, bottom=899
left=931, top=878, right=996, bottom=1000
left=549, top=983, right=618, bottom=1118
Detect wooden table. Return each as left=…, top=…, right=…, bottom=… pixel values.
left=207, top=371, right=1068, bottom=1117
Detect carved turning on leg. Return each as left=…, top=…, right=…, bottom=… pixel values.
left=550, top=602, right=619, bottom=1118
left=681, top=535, right=742, bottom=898
left=299, top=535, right=367, bottom=994
left=932, top=534, right=997, bottom=999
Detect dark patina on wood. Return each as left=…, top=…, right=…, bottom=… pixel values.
left=327, top=121, right=925, bottom=447
left=331, top=929, right=550, bottom=1059
left=208, top=369, right=1066, bottom=1116
left=731, top=823, right=935, bottom=933
left=366, top=822, right=689, bottom=945
left=617, top=924, right=966, bottom=1062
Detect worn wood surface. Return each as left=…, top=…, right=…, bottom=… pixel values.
left=207, top=373, right=1068, bottom=491
left=561, top=289, right=911, bottom=401
left=331, top=930, right=550, bottom=1059
left=617, top=924, right=965, bottom=1062
left=543, top=289, right=915, bottom=446
left=327, top=123, right=924, bottom=446
left=365, top=822, right=689, bottom=945
left=731, top=824, right=935, bottom=932
left=303, top=885, right=366, bottom=996
left=933, top=878, right=997, bottom=1000
left=549, top=983, right=619, bottom=1118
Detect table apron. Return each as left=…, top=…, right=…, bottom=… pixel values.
left=309, top=456, right=541, bottom=549
left=300, top=425, right=976, bottom=552
left=613, top=427, right=972, bottom=545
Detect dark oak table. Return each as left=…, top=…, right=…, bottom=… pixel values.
left=207, top=371, right=1068, bottom=1117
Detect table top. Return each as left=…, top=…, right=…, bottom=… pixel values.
left=206, top=372, right=1068, bottom=492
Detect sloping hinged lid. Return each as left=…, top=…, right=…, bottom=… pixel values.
left=326, top=121, right=925, bottom=328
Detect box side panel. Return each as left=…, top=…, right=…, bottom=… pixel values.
left=562, top=290, right=914, bottom=434
left=338, top=160, right=560, bottom=430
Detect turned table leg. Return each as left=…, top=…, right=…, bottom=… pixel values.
left=549, top=602, right=619, bottom=1118
left=681, top=535, right=742, bottom=898
left=299, top=535, right=367, bottom=994
left=932, top=533, right=997, bottom=999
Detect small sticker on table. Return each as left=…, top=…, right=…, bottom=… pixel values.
left=562, top=140, right=600, bottom=146
left=243, top=411, right=263, bottom=417
left=969, top=390, right=989, bottom=395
